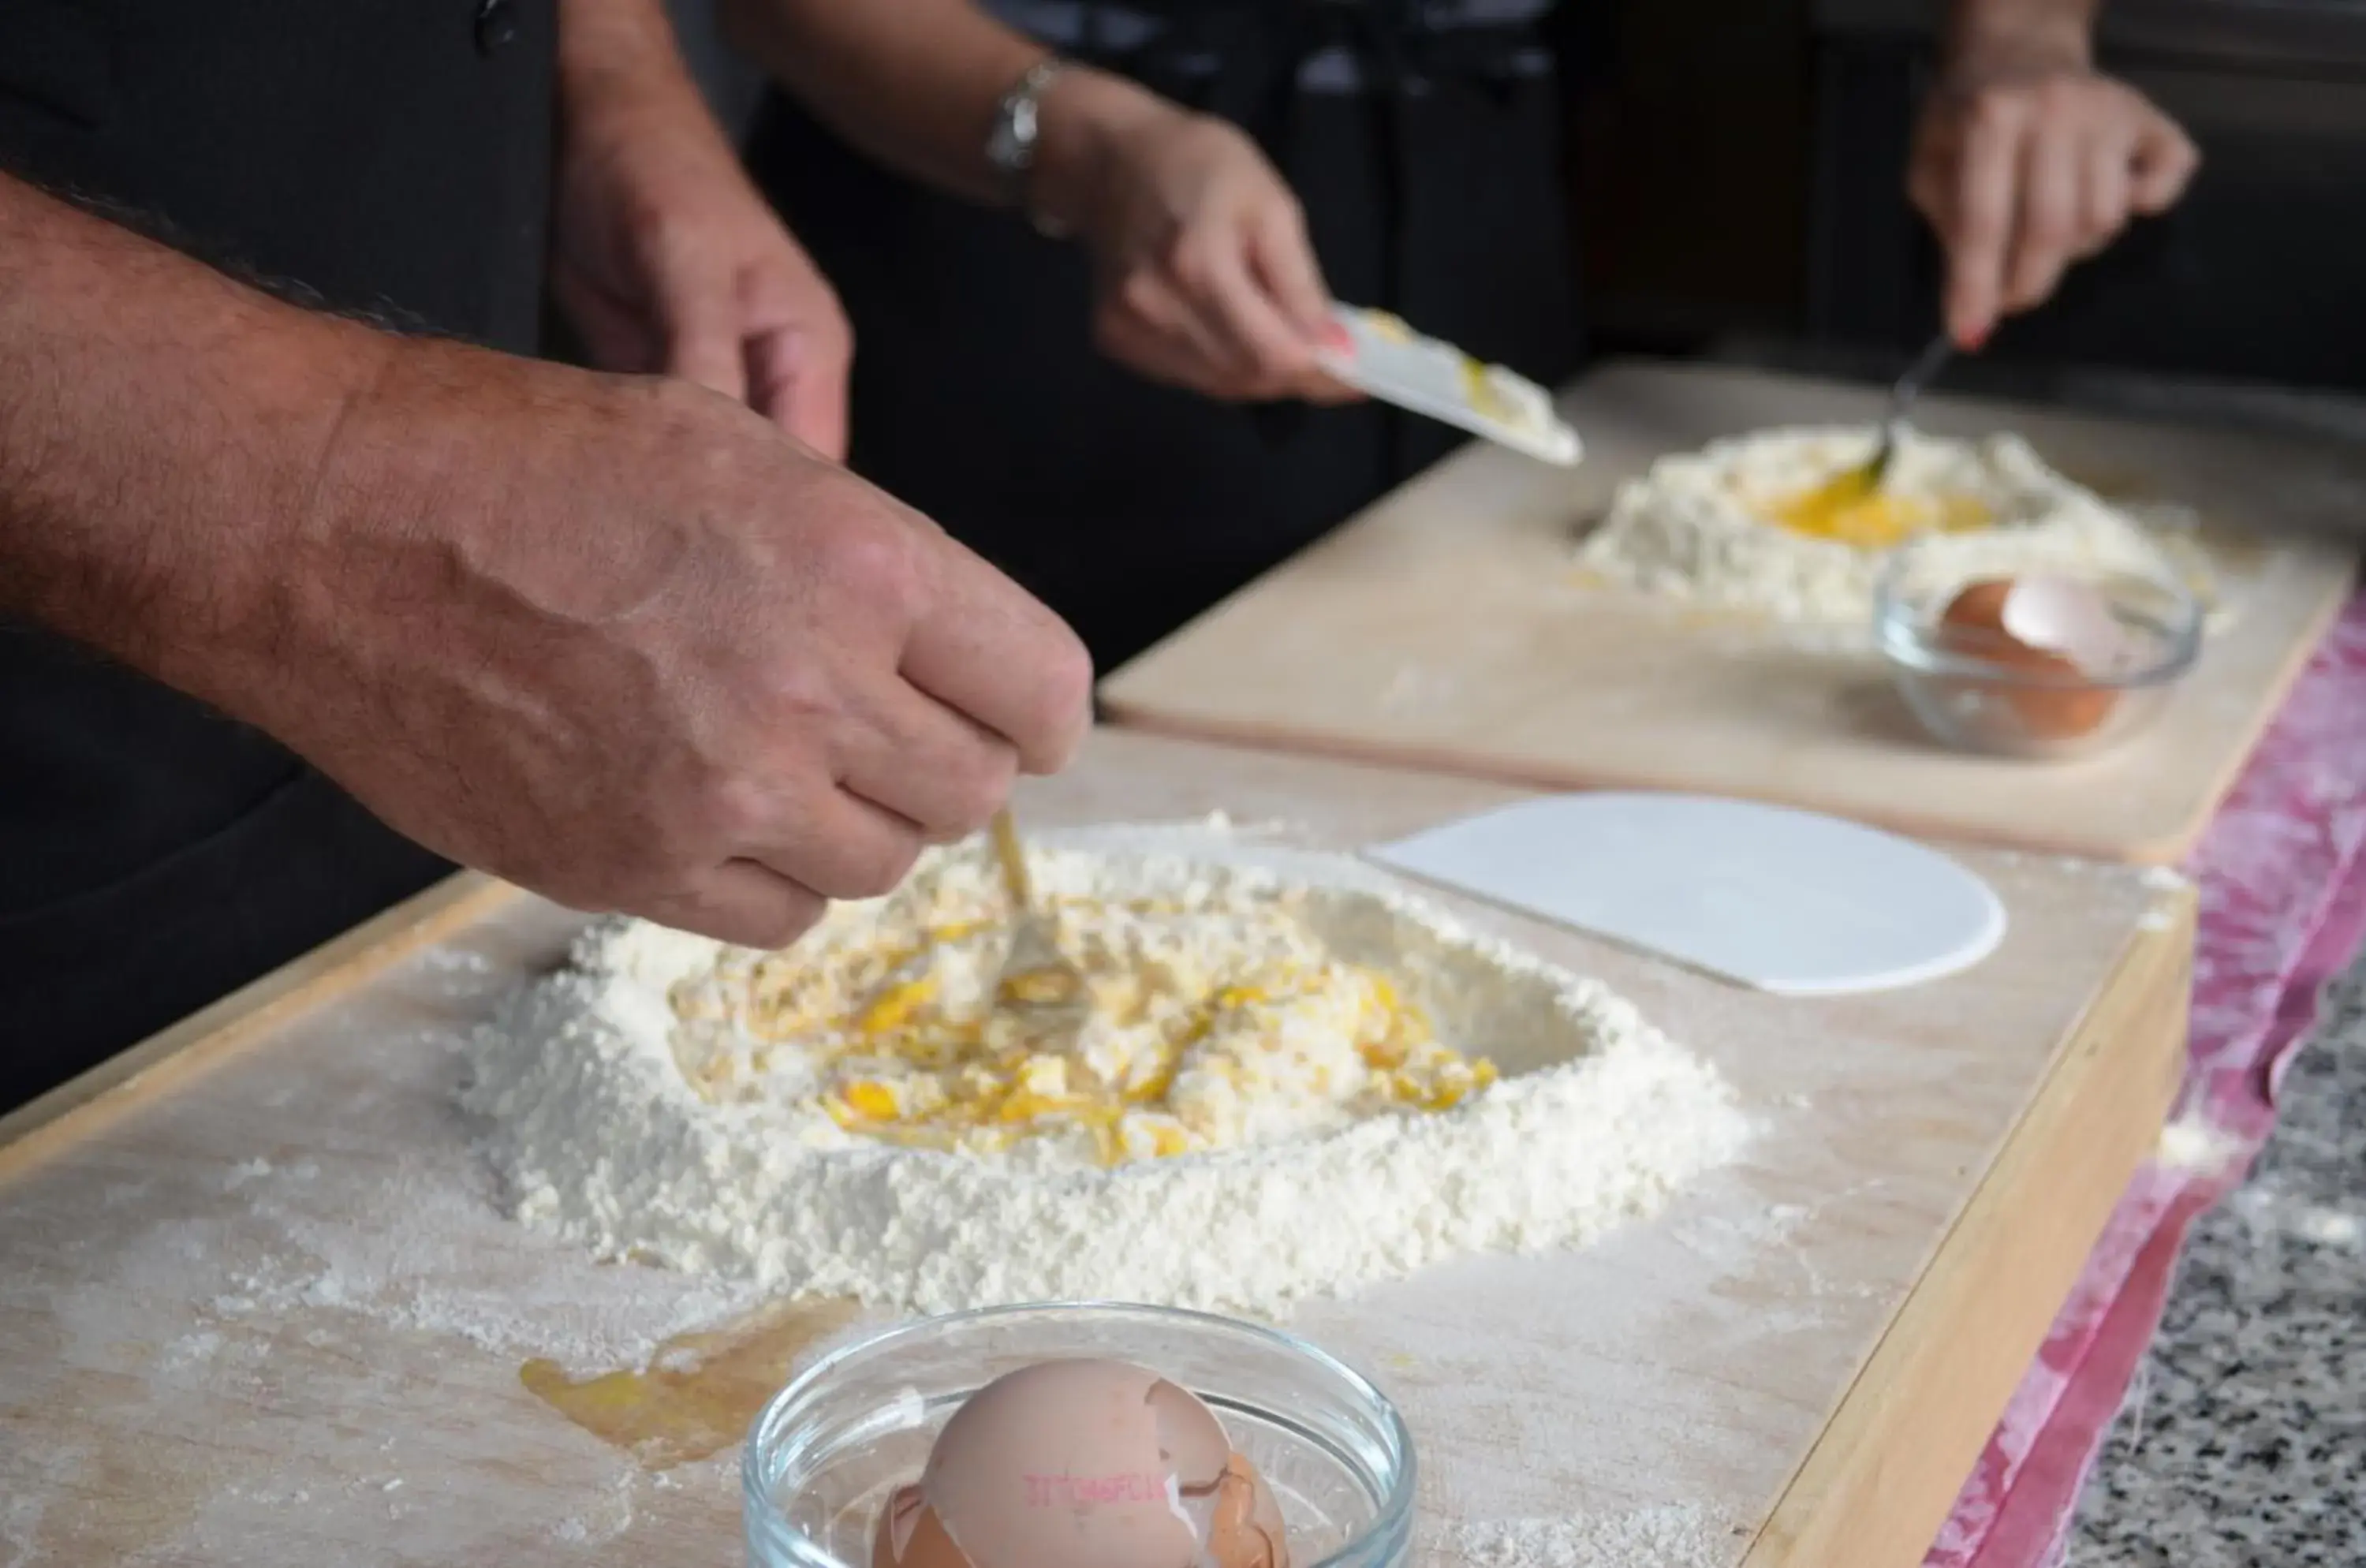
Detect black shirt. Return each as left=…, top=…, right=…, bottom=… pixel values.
left=0, top=0, right=558, bottom=1110
left=746, top=0, right=1578, bottom=670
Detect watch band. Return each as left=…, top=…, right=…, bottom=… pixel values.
left=986, top=58, right=1068, bottom=237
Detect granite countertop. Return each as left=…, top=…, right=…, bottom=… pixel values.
left=2069, top=956, right=2366, bottom=1566
left=1683, top=338, right=2365, bottom=1562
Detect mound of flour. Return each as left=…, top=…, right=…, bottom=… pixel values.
left=462, top=827, right=1749, bottom=1316
left=1576, top=425, right=2173, bottom=626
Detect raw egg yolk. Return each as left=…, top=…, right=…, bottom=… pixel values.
left=1766, top=474, right=1990, bottom=547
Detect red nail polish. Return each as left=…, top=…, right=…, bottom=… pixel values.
left=1961, top=323, right=1991, bottom=353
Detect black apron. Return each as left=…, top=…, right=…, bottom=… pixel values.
left=745, top=0, right=1579, bottom=673
left=0, top=0, right=557, bottom=1111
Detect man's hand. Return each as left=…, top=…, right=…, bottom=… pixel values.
left=554, top=0, right=853, bottom=457
left=1036, top=73, right=1354, bottom=404
left=1, top=174, right=1088, bottom=954
left=248, top=342, right=1091, bottom=948
left=1909, top=13, right=2197, bottom=349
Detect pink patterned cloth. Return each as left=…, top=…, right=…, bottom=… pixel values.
left=1923, top=590, right=2366, bottom=1568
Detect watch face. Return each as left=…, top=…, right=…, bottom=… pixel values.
left=990, top=101, right=1036, bottom=174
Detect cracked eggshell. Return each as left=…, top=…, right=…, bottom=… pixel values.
left=895, top=1359, right=1221, bottom=1568
left=1198, top=1451, right=1293, bottom=1568
left=1936, top=578, right=2017, bottom=651
left=1937, top=576, right=2119, bottom=741
left=1998, top=574, right=2137, bottom=674
left=874, top=1484, right=967, bottom=1568
left=870, top=1359, right=1294, bottom=1568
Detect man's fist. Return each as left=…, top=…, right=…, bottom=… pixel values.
left=233, top=340, right=1092, bottom=949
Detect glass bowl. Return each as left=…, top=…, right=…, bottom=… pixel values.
left=1872, top=544, right=2202, bottom=761
left=744, top=1301, right=1415, bottom=1568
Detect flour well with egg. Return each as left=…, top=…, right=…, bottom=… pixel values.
left=1575, top=426, right=2173, bottom=625
left=465, top=823, right=1749, bottom=1316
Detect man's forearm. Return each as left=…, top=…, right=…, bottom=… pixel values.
left=718, top=0, right=1166, bottom=219
left=1945, top=0, right=2099, bottom=69
left=0, top=173, right=378, bottom=706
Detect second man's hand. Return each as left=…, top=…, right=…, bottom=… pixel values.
left=1908, top=0, right=2197, bottom=351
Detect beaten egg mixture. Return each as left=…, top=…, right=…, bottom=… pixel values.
left=1763, top=466, right=1991, bottom=547
left=664, top=848, right=1495, bottom=1167
left=464, top=827, right=1749, bottom=1312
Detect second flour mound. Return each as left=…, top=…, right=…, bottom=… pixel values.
left=1575, top=425, right=2175, bottom=627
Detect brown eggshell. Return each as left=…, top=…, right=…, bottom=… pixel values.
left=1997, top=651, right=2118, bottom=740
left=1999, top=575, right=2136, bottom=673
left=917, top=1359, right=1217, bottom=1568
left=1935, top=577, right=2118, bottom=741
left=1145, top=1377, right=1231, bottom=1488
left=1247, top=1458, right=1289, bottom=1559
left=1194, top=1451, right=1292, bottom=1568
left=875, top=1484, right=973, bottom=1568
left=1938, top=577, right=2017, bottom=646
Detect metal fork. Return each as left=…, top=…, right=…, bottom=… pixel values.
left=987, top=808, right=1089, bottom=1023
left=1855, top=330, right=1957, bottom=493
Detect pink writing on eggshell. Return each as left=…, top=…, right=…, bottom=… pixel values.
left=1024, top=1472, right=1171, bottom=1506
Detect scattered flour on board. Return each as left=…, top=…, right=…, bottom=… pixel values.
left=550, top=1468, right=640, bottom=1547
left=187, top=1158, right=773, bottom=1368
left=2155, top=1113, right=2248, bottom=1178
left=1441, top=1506, right=1730, bottom=1568
left=464, top=821, right=1752, bottom=1317
left=2136, top=868, right=2194, bottom=931
left=1575, top=426, right=2181, bottom=629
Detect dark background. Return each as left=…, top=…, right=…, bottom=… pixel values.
left=664, top=0, right=2366, bottom=426
left=1562, top=0, right=2366, bottom=417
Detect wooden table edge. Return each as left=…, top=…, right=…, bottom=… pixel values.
left=1738, top=885, right=2197, bottom=1568
left=0, top=853, right=2200, bottom=1568
left=0, top=872, right=523, bottom=1181
left=1095, top=699, right=2249, bottom=867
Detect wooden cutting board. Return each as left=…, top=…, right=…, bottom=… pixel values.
left=0, top=731, right=2192, bottom=1568
left=1100, top=360, right=2361, bottom=863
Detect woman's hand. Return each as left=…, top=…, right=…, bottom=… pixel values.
left=1039, top=75, right=1354, bottom=403
left=1909, top=47, right=2197, bottom=350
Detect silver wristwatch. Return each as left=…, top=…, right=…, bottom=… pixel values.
left=986, top=58, right=1068, bottom=237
